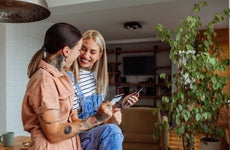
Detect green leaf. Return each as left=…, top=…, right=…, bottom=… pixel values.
left=156, top=24, right=163, bottom=32
left=202, top=112, right=209, bottom=119
left=178, top=104, right=183, bottom=111
left=160, top=73, right=166, bottom=79
left=193, top=4, right=200, bottom=12
left=196, top=113, right=202, bottom=121
left=178, top=126, right=185, bottom=134
left=177, top=92, right=185, bottom=99
left=162, top=96, right=169, bottom=103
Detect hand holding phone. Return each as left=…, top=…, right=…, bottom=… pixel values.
left=111, top=88, right=142, bottom=109
left=120, top=88, right=142, bottom=108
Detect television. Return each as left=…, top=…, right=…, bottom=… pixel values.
left=123, top=56, right=154, bottom=75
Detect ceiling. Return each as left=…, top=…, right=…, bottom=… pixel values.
left=46, top=0, right=229, bottom=45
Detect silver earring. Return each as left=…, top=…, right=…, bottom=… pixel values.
left=43, top=51, right=47, bottom=59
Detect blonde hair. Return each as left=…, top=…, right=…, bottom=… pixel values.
left=70, top=60, right=80, bottom=83
left=81, top=30, right=108, bottom=95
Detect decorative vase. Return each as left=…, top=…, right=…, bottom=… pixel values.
left=200, top=138, right=220, bottom=150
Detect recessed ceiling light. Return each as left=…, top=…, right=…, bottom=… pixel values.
left=124, top=21, right=142, bottom=30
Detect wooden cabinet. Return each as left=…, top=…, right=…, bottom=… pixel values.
left=107, top=47, right=171, bottom=107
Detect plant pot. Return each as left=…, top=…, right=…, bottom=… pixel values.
left=200, top=138, right=220, bottom=150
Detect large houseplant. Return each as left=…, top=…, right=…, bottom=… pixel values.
left=153, top=1, right=230, bottom=149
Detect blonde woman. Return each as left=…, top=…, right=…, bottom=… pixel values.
left=67, top=30, right=139, bottom=150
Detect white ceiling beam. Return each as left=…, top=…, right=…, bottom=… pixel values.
left=47, top=0, right=104, bottom=7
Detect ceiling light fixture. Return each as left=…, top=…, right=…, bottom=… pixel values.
left=124, top=21, right=142, bottom=30
left=0, top=0, right=50, bottom=23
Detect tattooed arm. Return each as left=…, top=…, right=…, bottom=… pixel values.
left=38, top=101, right=113, bottom=143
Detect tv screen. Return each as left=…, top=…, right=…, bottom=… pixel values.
left=123, top=56, right=154, bottom=75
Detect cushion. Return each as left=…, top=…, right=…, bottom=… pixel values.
left=120, top=107, right=161, bottom=143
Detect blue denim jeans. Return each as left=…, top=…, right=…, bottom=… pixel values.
left=66, top=72, right=124, bottom=149
left=80, top=124, right=124, bottom=150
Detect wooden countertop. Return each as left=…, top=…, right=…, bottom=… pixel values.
left=0, top=136, right=30, bottom=150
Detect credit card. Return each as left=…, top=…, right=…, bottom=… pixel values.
left=111, top=93, right=124, bottom=104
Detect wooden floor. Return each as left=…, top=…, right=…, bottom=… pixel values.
left=169, top=130, right=201, bottom=150
left=168, top=130, right=229, bottom=150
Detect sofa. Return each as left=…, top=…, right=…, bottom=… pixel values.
left=119, top=107, right=169, bottom=150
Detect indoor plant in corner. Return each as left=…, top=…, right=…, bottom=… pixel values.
left=153, top=1, right=230, bottom=150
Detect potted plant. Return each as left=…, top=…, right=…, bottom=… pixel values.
left=153, top=1, right=230, bottom=149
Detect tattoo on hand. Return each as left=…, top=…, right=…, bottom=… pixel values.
left=94, top=102, right=112, bottom=123
left=64, top=125, right=72, bottom=134
left=95, top=115, right=106, bottom=123
left=94, top=112, right=108, bottom=122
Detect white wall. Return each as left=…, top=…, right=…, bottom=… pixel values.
left=0, top=21, right=52, bottom=136
left=0, top=24, right=6, bottom=134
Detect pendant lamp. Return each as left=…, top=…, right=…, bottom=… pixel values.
left=0, top=0, right=50, bottom=23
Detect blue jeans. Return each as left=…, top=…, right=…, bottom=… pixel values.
left=80, top=124, right=124, bottom=150
left=66, top=72, right=124, bottom=149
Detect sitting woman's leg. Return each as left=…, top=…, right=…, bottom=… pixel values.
left=80, top=124, right=124, bottom=150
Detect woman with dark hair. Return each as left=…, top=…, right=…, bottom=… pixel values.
left=21, top=23, right=113, bottom=150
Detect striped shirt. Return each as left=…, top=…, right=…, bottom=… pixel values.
left=73, top=69, right=97, bottom=111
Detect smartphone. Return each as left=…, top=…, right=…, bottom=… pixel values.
left=135, top=88, right=143, bottom=95
left=111, top=93, right=124, bottom=104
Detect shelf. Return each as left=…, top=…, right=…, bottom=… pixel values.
left=153, top=48, right=170, bottom=53
left=109, top=82, right=152, bottom=86
left=109, top=82, right=169, bottom=87
left=108, top=62, right=121, bottom=65
left=154, top=66, right=171, bottom=70
left=107, top=49, right=154, bottom=54
left=107, top=48, right=170, bottom=54
left=109, top=72, right=120, bottom=75
left=140, top=95, right=155, bottom=99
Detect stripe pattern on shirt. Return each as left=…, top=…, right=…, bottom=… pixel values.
left=73, top=69, right=96, bottom=111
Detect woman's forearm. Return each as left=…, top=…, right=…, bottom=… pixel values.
left=41, top=102, right=112, bottom=143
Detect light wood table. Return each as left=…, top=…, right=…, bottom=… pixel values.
left=0, top=136, right=30, bottom=150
